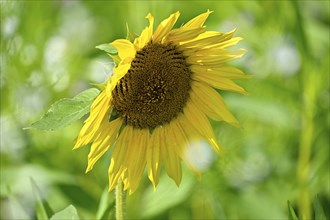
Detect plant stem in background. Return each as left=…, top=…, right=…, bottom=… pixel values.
left=297, top=103, right=313, bottom=220
left=291, top=2, right=315, bottom=219
left=115, top=180, right=126, bottom=220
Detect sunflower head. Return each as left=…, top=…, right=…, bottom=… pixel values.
left=111, top=42, right=192, bottom=129
left=74, top=10, right=249, bottom=194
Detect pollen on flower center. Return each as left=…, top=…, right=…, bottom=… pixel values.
left=112, top=43, right=192, bottom=129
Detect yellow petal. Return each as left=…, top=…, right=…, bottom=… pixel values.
left=186, top=49, right=246, bottom=65
left=125, top=128, right=149, bottom=194
left=186, top=47, right=246, bottom=57
left=208, top=37, right=243, bottom=49
left=147, top=127, right=161, bottom=190
left=74, top=90, right=111, bottom=149
left=165, top=27, right=206, bottom=44
left=110, top=39, right=136, bottom=61
left=192, top=71, right=248, bottom=95
left=165, top=118, right=186, bottom=159
left=108, top=126, right=132, bottom=190
left=163, top=127, right=182, bottom=186
left=106, top=63, right=131, bottom=94
left=153, top=11, right=180, bottom=43
left=190, top=81, right=240, bottom=127
left=179, top=29, right=236, bottom=49
left=183, top=10, right=213, bottom=28
left=134, top=13, right=154, bottom=50
left=191, top=65, right=251, bottom=79
left=86, top=118, right=122, bottom=172
left=122, top=170, right=130, bottom=191
left=183, top=100, right=223, bottom=154
left=109, top=166, right=127, bottom=192
left=146, top=13, right=154, bottom=36
left=176, top=116, right=202, bottom=178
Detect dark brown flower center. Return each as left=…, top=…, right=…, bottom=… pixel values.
left=111, top=43, right=192, bottom=129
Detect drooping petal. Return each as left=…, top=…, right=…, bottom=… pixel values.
left=162, top=129, right=182, bottom=186
left=108, top=126, right=133, bottom=191
left=190, top=81, right=240, bottom=127
left=183, top=9, right=213, bottom=28
left=74, top=90, right=111, bottom=149
left=110, top=39, right=136, bottom=61
left=153, top=11, right=180, bottom=43
left=164, top=119, right=186, bottom=160
left=122, top=169, right=130, bottom=191
left=182, top=100, right=224, bottom=154
left=109, top=163, right=127, bottom=191
left=86, top=118, right=122, bottom=172
left=171, top=114, right=205, bottom=173
left=147, top=127, right=161, bottom=189
left=134, top=13, right=154, bottom=50
left=176, top=115, right=202, bottom=177
left=125, top=128, right=149, bottom=194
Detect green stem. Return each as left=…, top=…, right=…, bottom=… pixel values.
left=291, top=2, right=315, bottom=219
left=115, top=180, right=126, bottom=220
left=297, top=109, right=313, bottom=220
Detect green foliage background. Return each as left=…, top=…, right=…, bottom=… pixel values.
left=1, top=1, right=329, bottom=219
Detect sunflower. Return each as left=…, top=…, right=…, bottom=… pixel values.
left=74, top=10, right=248, bottom=194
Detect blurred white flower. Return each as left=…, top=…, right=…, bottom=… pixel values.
left=184, top=140, right=215, bottom=171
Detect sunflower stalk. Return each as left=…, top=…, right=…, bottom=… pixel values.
left=115, top=180, right=126, bottom=220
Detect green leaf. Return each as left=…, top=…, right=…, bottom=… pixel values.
left=109, top=54, right=121, bottom=66
left=26, top=88, right=100, bottom=131
left=287, top=200, right=299, bottom=220
left=2, top=194, right=30, bottom=219
left=50, top=205, right=79, bottom=220
left=89, top=82, right=107, bottom=90
left=31, top=178, right=54, bottom=220
left=96, top=188, right=115, bottom=220
left=96, top=43, right=117, bottom=54
left=140, top=172, right=194, bottom=218
left=96, top=43, right=120, bottom=65
left=314, top=196, right=326, bottom=220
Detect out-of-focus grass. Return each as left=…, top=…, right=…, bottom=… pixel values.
left=1, top=1, right=329, bottom=219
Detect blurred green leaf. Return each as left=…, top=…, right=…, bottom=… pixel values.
left=96, top=188, right=115, bottom=220
left=140, top=173, right=194, bottom=218
left=314, top=196, right=326, bottom=220
left=31, top=178, right=54, bottom=220
left=26, top=88, right=100, bottom=131
left=287, top=201, right=299, bottom=220
left=50, top=205, right=79, bottom=220
left=96, top=44, right=117, bottom=54
left=1, top=195, right=30, bottom=219
left=57, top=184, right=98, bottom=211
